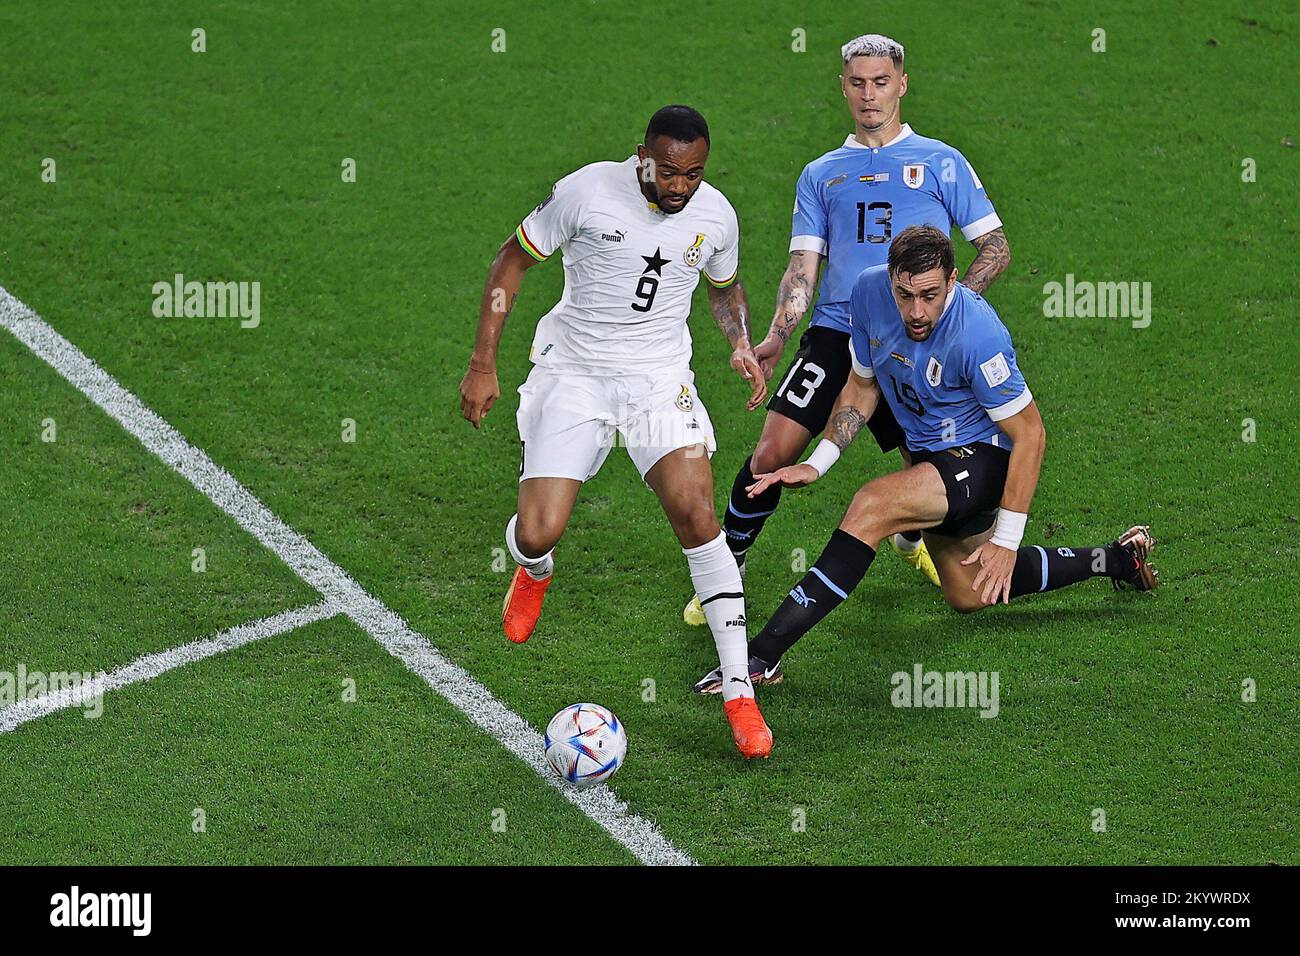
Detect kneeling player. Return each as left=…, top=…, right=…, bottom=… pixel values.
left=692, top=225, right=1157, bottom=693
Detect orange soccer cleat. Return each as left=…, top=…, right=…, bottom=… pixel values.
left=502, top=565, right=552, bottom=644
left=724, top=696, right=773, bottom=759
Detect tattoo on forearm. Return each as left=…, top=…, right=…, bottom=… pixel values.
left=709, top=280, right=751, bottom=347
left=961, top=227, right=1011, bottom=295
left=827, top=406, right=868, bottom=450
left=770, top=252, right=818, bottom=343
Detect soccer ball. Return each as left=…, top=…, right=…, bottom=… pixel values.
left=543, top=703, right=627, bottom=786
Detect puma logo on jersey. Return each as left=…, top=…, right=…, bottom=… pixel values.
left=600, top=230, right=626, bottom=243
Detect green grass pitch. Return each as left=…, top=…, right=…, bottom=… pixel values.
left=0, top=0, right=1296, bottom=865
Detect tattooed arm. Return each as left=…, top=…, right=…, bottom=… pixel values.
left=824, top=369, right=882, bottom=450
left=752, top=250, right=824, bottom=379
left=707, top=277, right=753, bottom=349
left=961, top=226, right=1011, bottom=295
left=745, top=370, right=881, bottom=495
left=459, top=234, right=543, bottom=428
left=707, top=278, right=767, bottom=410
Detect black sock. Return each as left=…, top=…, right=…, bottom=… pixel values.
left=749, top=529, right=876, bottom=665
left=722, top=455, right=781, bottom=565
left=898, top=530, right=922, bottom=544
left=1009, top=544, right=1121, bottom=598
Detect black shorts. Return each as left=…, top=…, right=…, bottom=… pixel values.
left=909, top=441, right=1011, bottom=539
left=767, top=326, right=905, bottom=452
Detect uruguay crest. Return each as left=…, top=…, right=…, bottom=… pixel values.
left=902, top=164, right=926, bottom=189
left=926, top=356, right=943, bottom=387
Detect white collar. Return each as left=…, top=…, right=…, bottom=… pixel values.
left=842, top=123, right=913, bottom=150
left=939, top=280, right=961, bottom=321
left=626, top=154, right=661, bottom=212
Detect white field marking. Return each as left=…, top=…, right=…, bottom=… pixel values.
left=0, top=602, right=338, bottom=733
left=0, top=287, right=694, bottom=867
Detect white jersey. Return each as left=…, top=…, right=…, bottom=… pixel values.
left=515, top=156, right=740, bottom=374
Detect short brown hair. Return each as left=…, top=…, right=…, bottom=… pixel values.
left=887, top=225, right=955, bottom=279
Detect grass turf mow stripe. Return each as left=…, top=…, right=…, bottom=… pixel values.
left=0, top=285, right=694, bottom=867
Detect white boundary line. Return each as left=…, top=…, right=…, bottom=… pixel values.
left=0, top=601, right=338, bottom=733
left=0, top=286, right=693, bottom=866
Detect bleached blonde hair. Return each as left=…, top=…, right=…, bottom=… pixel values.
left=841, top=34, right=905, bottom=71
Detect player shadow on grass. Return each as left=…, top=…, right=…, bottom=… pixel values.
left=668, top=555, right=1147, bottom=760
left=678, top=593, right=1140, bottom=762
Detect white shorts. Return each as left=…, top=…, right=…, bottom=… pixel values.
left=515, top=364, right=717, bottom=482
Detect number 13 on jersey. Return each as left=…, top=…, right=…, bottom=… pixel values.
left=774, top=358, right=827, bottom=408
left=856, top=201, right=892, bottom=244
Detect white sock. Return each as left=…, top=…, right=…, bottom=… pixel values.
left=506, top=514, right=554, bottom=581
left=893, top=532, right=922, bottom=554
left=684, top=532, right=752, bottom=701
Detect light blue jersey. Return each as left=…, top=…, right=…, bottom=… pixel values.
left=848, top=265, right=1031, bottom=452
left=791, top=125, right=1001, bottom=333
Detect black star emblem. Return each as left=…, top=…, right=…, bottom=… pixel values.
left=640, top=247, right=669, bottom=276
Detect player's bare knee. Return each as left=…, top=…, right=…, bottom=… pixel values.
left=752, top=436, right=798, bottom=475
left=672, top=499, right=720, bottom=549
left=515, top=517, right=561, bottom=558
left=841, top=487, right=888, bottom=542
left=943, top=589, right=985, bottom=614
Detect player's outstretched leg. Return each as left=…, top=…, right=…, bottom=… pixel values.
left=649, top=447, right=772, bottom=758
left=746, top=528, right=878, bottom=670
left=502, top=478, right=581, bottom=644
left=740, top=517, right=1159, bottom=684
left=1008, top=526, right=1158, bottom=595
left=683, top=412, right=813, bottom=626
left=937, top=525, right=1160, bottom=611
left=696, top=463, right=948, bottom=688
